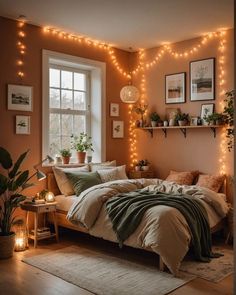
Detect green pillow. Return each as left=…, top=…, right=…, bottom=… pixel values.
left=65, top=171, right=102, bottom=196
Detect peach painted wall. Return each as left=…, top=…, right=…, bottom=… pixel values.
left=0, top=16, right=130, bottom=195
left=132, top=30, right=234, bottom=202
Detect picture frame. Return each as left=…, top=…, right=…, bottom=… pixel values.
left=16, top=115, right=31, bottom=135
left=110, top=103, right=119, bottom=117
left=165, top=72, right=186, bottom=104
left=112, top=120, right=124, bottom=138
left=190, top=58, right=215, bottom=101
left=200, top=103, right=214, bottom=125
left=190, top=116, right=198, bottom=126
left=8, top=84, right=33, bottom=111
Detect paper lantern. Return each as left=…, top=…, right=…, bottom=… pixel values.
left=120, top=85, right=140, bottom=103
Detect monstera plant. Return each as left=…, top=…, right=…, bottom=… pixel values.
left=0, top=147, right=32, bottom=258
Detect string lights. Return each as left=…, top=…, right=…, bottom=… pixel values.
left=17, top=16, right=26, bottom=79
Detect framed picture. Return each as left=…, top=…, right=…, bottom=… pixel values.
left=200, top=103, right=214, bottom=125
left=190, top=116, right=198, bottom=126
left=110, top=103, right=119, bottom=117
left=190, top=58, right=215, bottom=101
left=16, top=115, right=30, bottom=134
left=8, top=84, right=33, bottom=111
left=112, top=121, right=124, bottom=138
left=165, top=72, right=186, bottom=104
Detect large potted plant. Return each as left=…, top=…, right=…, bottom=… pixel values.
left=71, top=133, right=94, bottom=163
left=0, top=147, right=31, bottom=259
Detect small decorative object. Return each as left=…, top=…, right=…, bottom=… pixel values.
left=175, top=113, right=189, bottom=126
left=16, top=115, right=30, bottom=134
left=157, top=120, right=163, bottom=127
left=45, top=191, right=55, bottom=203
left=136, top=159, right=150, bottom=171
left=120, top=85, right=140, bottom=103
left=165, top=72, right=186, bottom=104
left=197, top=117, right=202, bottom=125
left=169, top=118, right=175, bottom=126
left=163, top=120, right=168, bottom=127
left=132, top=103, right=148, bottom=127
left=190, top=117, right=198, bottom=126
left=149, top=112, right=160, bottom=127
left=59, top=148, right=71, bottom=164
left=71, top=133, right=94, bottom=163
left=8, top=84, right=33, bottom=111
left=223, top=90, right=234, bottom=151
left=200, top=103, right=214, bottom=125
left=55, top=155, right=62, bottom=165
left=110, top=103, right=119, bottom=117
left=165, top=108, right=180, bottom=120
left=112, top=121, right=124, bottom=138
left=190, top=58, right=215, bottom=101
left=14, top=220, right=27, bottom=252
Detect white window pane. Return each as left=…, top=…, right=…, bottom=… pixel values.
left=73, top=115, right=86, bottom=135
left=74, top=73, right=86, bottom=91
left=62, top=114, right=73, bottom=136
left=61, top=136, right=71, bottom=149
left=50, top=68, right=60, bottom=88
left=50, top=114, right=60, bottom=135
left=49, top=135, right=61, bottom=156
left=61, top=90, right=73, bottom=109
left=74, top=91, right=86, bottom=110
left=61, top=71, right=72, bottom=89
left=50, top=88, right=60, bottom=108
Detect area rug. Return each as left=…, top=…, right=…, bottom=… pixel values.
left=23, top=246, right=195, bottom=295
left=180, top=247, right=234, bottom=282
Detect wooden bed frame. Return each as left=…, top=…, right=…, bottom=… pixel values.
left=46, top=173, right=226, bottom=271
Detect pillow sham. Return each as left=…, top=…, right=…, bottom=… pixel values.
left=196, top=174, right=225, bottom=193
left=65, top=171, right=102, bottom=196
left=166, top=170, right=195, bottom=185
left=90, top=160, right=116, bottom=172
left=97, top=165, right=128, bottom=182
left=52, top=165, right=89, bottom=196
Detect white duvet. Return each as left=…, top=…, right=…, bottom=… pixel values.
left=67, top=178, right=229, bottom=275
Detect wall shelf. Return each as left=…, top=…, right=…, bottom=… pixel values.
left=139, top=125, right=223, bottom=138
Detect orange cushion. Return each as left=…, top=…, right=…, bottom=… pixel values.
left=196, top=174, right=225, bottom=192
left=166, top=170, right=195, bottom=185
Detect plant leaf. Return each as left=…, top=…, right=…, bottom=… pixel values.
left=0, top=147, right=12, bottom=169
left=22, top=182, right=35, bottom=189
left=9, top=171, right=29, bottom=191
left=0, top=174, right=8, bottom=194
left=9, top=150, right=29, bottom=179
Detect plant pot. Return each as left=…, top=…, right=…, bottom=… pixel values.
left=151, top=121, right=157, bottom=127
left=0, top=232, right=15, bottom=259
left=163, top=121, right=168, bottom=127
left=139, top=120, right=144, bottom=128
left=178, top=120, right=187, bottom=126
left=209, top=120, right=215, bottom=126
left=157, top=122, right=163, bottom=127
left=169, top=119, right=175, bottom=126
left=62, top=156, right=70, bottom=164
left=135, top=166, right=140, bottom=171
left=142, top=165, right=149, bottom=171
left=77, top=151, right=86, bottom=163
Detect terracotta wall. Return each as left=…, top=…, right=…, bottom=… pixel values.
left=132, top=29, right=234, bottom=202
left=0, top=16, right=130, bottom=195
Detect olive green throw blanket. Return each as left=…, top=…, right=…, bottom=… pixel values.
left=106, top=190, right=221, bottom=262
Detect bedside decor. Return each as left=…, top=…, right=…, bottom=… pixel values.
left=45, top=191, right=55, bottom=203
left=110, top=103, right=119, bottom=117
left=200, top=103, right=214, bottom=125
left=112, top=121, right=124, bottom=138
left=16, top=115, right=30, bottom=134
left=165, top=72, right=186, bottom=104
left=190, top=58, right=215, bottom=101
left=8, top=84, right=33, bottom=111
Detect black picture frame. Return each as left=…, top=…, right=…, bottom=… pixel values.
left=165, top=72, right=186, bottom=104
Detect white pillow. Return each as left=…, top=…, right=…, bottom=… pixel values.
left=52, top=165, right=89, bottom=196
left=97, top=165, right=128, bottom=183
left=90, top=160, right=116, bottom=172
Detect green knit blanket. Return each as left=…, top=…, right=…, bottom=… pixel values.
left=106, top=190, right=222, bottom=262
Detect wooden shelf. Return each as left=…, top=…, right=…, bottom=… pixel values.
left=139, top=125, right=223, bottom=138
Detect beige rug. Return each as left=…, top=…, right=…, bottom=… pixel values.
left=23, top=246, right=195, bottom=295
left=180, top=247, right=234, bottom=282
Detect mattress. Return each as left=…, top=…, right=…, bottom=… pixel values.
left=55, top=194, right=79, bottom=212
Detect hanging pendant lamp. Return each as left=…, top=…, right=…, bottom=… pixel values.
left=120, top=72, right=140, bottom=103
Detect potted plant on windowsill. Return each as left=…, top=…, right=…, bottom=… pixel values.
left=59, top=148, right=72, bottom=164
left=0, top=147, right=33, bottom=259
left=175, top=113, right=189, bottom=126
left=149, top=112, right=160, bottom=127
left=71, top=133, right=94, bottom=164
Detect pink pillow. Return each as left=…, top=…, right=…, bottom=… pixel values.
left=166, top=170, right=195, bottom=185
left=196, top=174, right=225, bottom=192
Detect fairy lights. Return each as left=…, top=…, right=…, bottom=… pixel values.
left=17, top=17, right=26, bottom=79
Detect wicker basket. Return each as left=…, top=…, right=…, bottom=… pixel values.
left=0, top=232, right=15, bottom=259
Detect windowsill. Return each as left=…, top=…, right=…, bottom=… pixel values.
left=42, top=163, right=88, bottom=168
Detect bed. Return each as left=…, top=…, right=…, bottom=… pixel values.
left=47, top=172, right=228, bottom=275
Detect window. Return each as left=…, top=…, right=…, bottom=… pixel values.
left=42, top=50, right=106, bottom=163
left=49, top=66, right=90, bottom=156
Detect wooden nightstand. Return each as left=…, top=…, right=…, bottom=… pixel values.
left=21, top=202, right=59, bottom=248
left=225, top=206, right=233, bottom=244
left=128, top=170, right=155, bottom=179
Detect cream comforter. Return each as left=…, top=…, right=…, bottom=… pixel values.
left=67, top=179, right=229, bottom=275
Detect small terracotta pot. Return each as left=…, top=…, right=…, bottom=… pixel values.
left=77, top=151, right=86, bottom=163
left=0, top=232, right=15, bottom=259
left=62, top=156, right=70, bottom=164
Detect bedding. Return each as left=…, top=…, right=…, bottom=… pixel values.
left=196, top=174, right=225, bottom=192
left=165, top=170, right=199, bottom=185
left=55, top=194, right=78, bottom=212
left=67, top=179, right=229, bottom=275
left=97, top=165, right=128, bottom=182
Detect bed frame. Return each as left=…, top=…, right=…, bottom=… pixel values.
left=46, top=173, right=226, bottom=271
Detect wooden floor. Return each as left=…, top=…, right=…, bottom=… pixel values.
left=0, top=229, right=233, bottom=295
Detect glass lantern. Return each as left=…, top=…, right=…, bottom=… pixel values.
left=15, top=223, right=27, bottom=252
left=45, top=191, right=55, bottom=203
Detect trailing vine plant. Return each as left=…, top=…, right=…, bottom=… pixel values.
left=223, top=90, right=235, bottom=151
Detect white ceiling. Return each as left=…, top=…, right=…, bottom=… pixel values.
left=0, top=0, right=233, bottom=51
